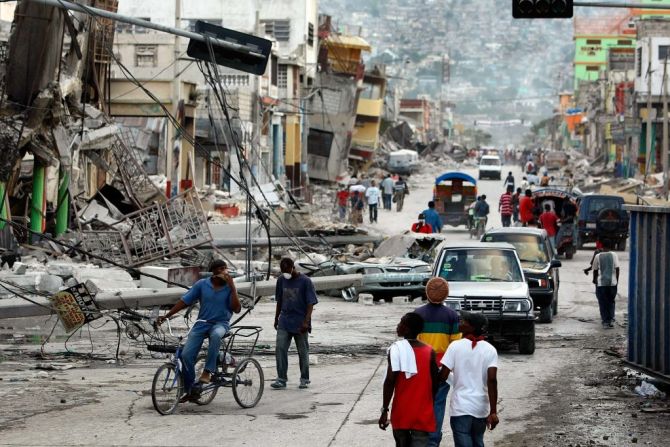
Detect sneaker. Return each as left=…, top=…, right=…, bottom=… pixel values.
left=199, top=370, right=211, bottom=384
left=299, top=380, right=310, bottom=389
left=602, top=322, right=610, bottom=329
left=608, top=322, right=615, bottom=328
left=270, top=380, right=287, bottom=389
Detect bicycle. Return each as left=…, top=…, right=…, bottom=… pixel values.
left=150, top=324, right=264, bottom=415
left=470, top=216, right=487, bottom=239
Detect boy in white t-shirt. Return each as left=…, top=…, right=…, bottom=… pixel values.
left=438, top=311, right=498, bottom=447
left=592, top=239, right=620, bottom=329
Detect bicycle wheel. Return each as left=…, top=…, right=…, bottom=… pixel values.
left=232, top=358, right=264, bottom=408
left=151, top=363, right=183, bottom=415
left=193, top=355, right=218, bottom=405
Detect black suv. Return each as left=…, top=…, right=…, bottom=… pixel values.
left=576, top=195, right=629, bottom=250
left=482, top=228, right=561, bottom=323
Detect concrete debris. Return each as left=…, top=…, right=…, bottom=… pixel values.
left=73, top=268, right=137, bottom=292
left=36, top=274, right=64, bottom=294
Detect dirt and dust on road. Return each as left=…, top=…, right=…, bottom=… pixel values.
left=0, top=162, right=669, bottom=447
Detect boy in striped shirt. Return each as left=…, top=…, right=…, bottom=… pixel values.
left=414, top=277, right=461, bottom=447
left=499, top=185, right=514, bottom=228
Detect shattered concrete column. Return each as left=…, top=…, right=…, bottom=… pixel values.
left=55, top=167, right=69, bottom=236
left=29, top=159, right=46, bottom=237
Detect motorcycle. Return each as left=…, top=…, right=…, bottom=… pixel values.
left=556, top=221, right=576, bottom=260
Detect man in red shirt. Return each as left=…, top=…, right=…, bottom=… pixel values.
left=498, top=186, right=514, bottom=227
left=379, top=312, right=438, bottom=446
left=538, top=203, right=559, bottom=252
left=519, top=189, right=534, bottom=227
left=411, top=214, right=434, bottom=234
left=335, top=186, right=349, bottom=221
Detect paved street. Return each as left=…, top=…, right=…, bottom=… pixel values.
left=3, top=162, right=668, bottom=447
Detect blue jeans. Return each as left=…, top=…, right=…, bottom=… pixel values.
left=427, top=382, right=451, bottom=447
left=338, top=205, right=347, bottom=221
left=383, top=194, right=393, bottom=210
left=450, top=415, right=487, bottom=447
left=180, top=321, right=228, bottom=393
left=275, top=328, right=310, bottom=383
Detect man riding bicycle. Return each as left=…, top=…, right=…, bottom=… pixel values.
left=157, top=260, right=241, bottom=401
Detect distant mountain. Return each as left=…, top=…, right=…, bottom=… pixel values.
left=320, top=0, right=610, bottom=141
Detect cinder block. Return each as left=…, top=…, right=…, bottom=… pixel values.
left=392, top=296, right=409, bottom=304
left=359, top=293, right=374, bottom=305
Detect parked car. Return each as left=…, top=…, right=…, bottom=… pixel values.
left=482, top=228, right=561, bottom=323
left=576, top=194, right=629, bottom=250
left=478, top=155, right=502, bottom=180
left=374, top=232, right=449, bottom=264
left=298, top=257, right=432, bottom=302
left=432, top=242, right=536, bottom=354
left=544, top=151, right=568, bottom=170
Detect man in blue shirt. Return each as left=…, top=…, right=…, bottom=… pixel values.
left=271, top=258, right=318, bottom=389
left=423, top=201, right=443, bottom=233
left=157, top=260, right=241, bottom=400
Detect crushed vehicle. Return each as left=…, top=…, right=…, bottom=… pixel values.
left=576, top=194, right=629, bottom=250
left=297, top=257, right=432, bottom=302
left=374, top=232, right=449, bottom=264
left=544, top=151, right=568, bottom=170
left=482, top=228, right=561, bottom=324
left=432, top=242, right=536, bottom=354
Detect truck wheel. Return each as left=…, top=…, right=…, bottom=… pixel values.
left=539, top=305, right=553, bottom=323
left=617, top=239, right=626, bottom=251
left=519, top=327, right=536, bottom=355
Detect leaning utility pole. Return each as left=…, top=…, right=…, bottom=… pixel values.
left=664, top=56, right=670, bottom=200
left=645, top=41, right=654, bottom=177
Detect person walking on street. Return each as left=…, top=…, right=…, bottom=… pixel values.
left=335, top=185, right=349, bottom=222
left=438, top=312, right=499, bottom=447
left=379, top=312, right=438, bottom=447
left=538, top=203, right=559, bottom=252
left=350, top=190, right=364, bottom=225
left=411, top=213, right=434, bottom=234
left=519, top=189, right=534, bottom=227
left=381, top=174, right=395, bottom=211
left=157, top=260, right=241, bottom=401
left=512, top=188, right=521, bottom=224
left=503, top=172, right=514, bottom=191
left=498, top=186, right=513, bottom=228
left=394, top=177, right=409, bottom=212
left=423, top=201, right=443, bottom=233
left=592, top=239, right=620, bottom=329
left=474, top=195, right=490, bottom=223
left=366, top=180, right=381, bottom=224
left=272, top=258, right=318, bottom=389
left=415, top=278, right=461, bottom=447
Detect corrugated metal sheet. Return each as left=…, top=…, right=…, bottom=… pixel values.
left=626, top=205, right=670, bottom=382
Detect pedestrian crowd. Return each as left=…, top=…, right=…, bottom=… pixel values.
left=336, top=174, right=410, bottom=225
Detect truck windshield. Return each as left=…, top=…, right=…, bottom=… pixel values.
left=483, top=234, right=548, bottom=263
left=480, top=158, right=500, bottom=166
left=438, top=248, right=523, bottom=282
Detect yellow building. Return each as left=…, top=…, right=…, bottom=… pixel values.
left=351, top=67, right=387, bottom=162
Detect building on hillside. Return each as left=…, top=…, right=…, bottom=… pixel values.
left=573, top=10, right=636, bottom=90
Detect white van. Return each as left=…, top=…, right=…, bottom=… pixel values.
left=387, top=150, right=420, bottom=175
left=478, top=155, right=502, bottom=180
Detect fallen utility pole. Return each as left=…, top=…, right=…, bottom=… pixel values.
left=0, top=274, right=363, bottom=319
left=26, top=0, right=265, bottom=59
left=575, top=2, right=670, bottom=9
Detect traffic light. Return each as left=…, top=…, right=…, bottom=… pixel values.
left=512, top=0, right=573, bottom=19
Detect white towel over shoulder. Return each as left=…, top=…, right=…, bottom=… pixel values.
left=388, top=339, right=417, bottom=379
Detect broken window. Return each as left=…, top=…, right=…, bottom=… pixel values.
left=262, top=19, right=291, bottom=42
left=308, top=23, right=315, bottom=47
left=135, top=45, right=157, bottom=67
left=659, top=45, right=670, bottom=62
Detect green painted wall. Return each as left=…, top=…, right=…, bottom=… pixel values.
left=640, top=0, right=670, bottom=20
left=574, top=36, right=636, bottom=88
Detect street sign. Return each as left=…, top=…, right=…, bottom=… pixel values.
left=187, top=21, right=272, bottom=75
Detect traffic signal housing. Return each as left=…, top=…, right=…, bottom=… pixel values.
left=513, top=0, right=573, bottom=19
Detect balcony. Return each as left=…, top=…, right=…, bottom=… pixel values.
left=356, top=98, right=383, bottom=118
